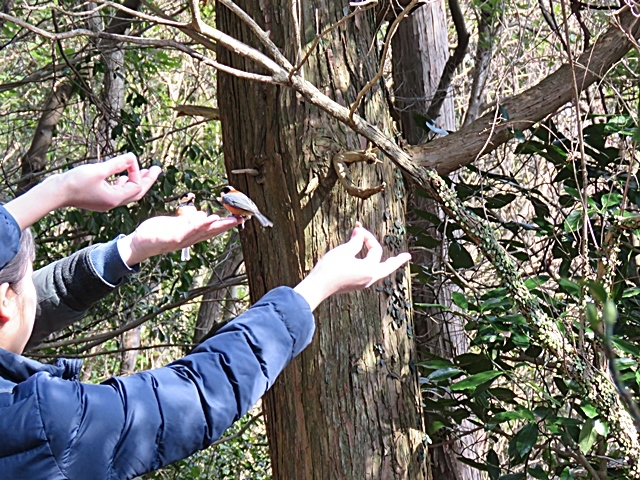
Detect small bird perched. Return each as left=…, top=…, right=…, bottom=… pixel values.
left=219, top=186, right=273, bottom=228
left=176, top=192, right=198, bottom=261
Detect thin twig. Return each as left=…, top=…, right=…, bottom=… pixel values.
left=210, top=411, right=262, bottom=447
left=289, top=2, right=378, bottom=79
left=33, top=275, right=247, bottom=351
left=348, top=0, right=420, bottom=120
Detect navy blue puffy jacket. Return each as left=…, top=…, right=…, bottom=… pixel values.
left=0, top=207, right=315, bottom=479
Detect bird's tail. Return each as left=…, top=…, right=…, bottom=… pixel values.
left=181, top=247, right=191, bottom=261
left=255, top=213, right=273, bottom=228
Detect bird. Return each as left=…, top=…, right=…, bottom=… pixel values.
left=176, top=192, right=198, bottom=261
left=219, top=186, right=273, bottom=228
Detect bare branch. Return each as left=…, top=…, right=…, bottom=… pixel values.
left=33, top=275, right=247, bottom=351
left=411, top=7, right=640, bottom=174
left=174, top=104, right=221, bottom=119
left=349, top=0, right=420, bottom=120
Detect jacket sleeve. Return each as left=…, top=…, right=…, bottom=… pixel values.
left=27, top=238, right=135, bottom=349
left=0, top=206, right=21, bottom=271
left=35, top=286, right=315, bottom=479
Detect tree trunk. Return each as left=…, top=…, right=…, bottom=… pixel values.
left=392, top=4, right=481, bottom=479
left=193, top=232, right=243, bottom=343
left=216, top=1, right=427, bottom=478
left=18, top=80, right=73, bottom=193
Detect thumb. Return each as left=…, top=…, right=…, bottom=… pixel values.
left=341, top=228, right=365, bottom=257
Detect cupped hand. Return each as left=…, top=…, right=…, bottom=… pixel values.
left=117, top=213, right=242, bottom=266
left=59, top=153, right=162, bottom=211
left=294, top=225, right=411, bottom=311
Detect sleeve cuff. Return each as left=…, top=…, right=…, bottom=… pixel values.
left=0, top=206, right=22, bottom=271
left=253, top=286, right=315, bottom=357
left=89, top=235, right=139, bottom=287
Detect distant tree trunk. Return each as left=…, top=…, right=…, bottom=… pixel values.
left=193, top=232, right=243, bottom=343
left=392, top=4, right=482, bottom=479
left=463, top=8, right=502, bottom=126
left=18, top=80, right=73, bottom=193
left=90, top=1, right=143, bottom=372
left=216, top=1, right=427, bottom=478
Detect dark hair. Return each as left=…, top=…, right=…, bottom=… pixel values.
left=0, top=228, right=35, bottom=292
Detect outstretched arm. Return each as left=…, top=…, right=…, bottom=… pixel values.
left=32, top=226, right=411, bottom=479
left=28, top=213, right=242, bottom=348
left=4, top=153, right=161, bottom=230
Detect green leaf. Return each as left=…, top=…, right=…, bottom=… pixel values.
left=418, top=359, right=455, bottom=370
left=558, top=278, right=581, bottom=298
left=513, top=129, right=526, bottom=143
left=585, top=281, right=607, bottom=304
left=485, top=193, right=517, bottom=209
left=601, top=192, right=622, bottom=208
left=499, top=105, right=510, bottom=121
left=593, top=418, right=608, bottom=436
left=525, top=275, right=550, bottom=289
left=452, top=291, right=469, bottom=310
left=612, top=337, right=640, bottom=357
left=603, top=300, right=618, bottom=326
left=578, top=418, right=597, bottom=453
left=451, top=370, right=503, bottom=391
left=426, top=367, right=463, bottom=382
left=622, top=286, right=640, bottom=298
left=528, top=466, right=549, bottom=480
left=564, top=210, right=583, bottom=233
left=580, top=403, right=598, bottom=419
left=449, top=241, right=475, bottom=269
left=491, top=410, right=531, bottom=423
left=509, top=422, right=538, bottom=458
left=560, top=466, right=575, bottom=480
left=487, top=449, right=500, bottom=480
left=415, top=233, right=441, bottom=249
left=511, top=331, right=530, bottom=348
left=500, top=474, right=526, bottom=480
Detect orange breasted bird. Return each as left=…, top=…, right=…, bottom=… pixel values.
left=219, top=186, right=273, bottom=228
left=176, top=192, right=198, bottom=261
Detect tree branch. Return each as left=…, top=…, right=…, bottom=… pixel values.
left=410, top=7, right=640, bottom=174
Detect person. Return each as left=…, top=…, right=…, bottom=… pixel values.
left=0, top=154, right=412, bottom=479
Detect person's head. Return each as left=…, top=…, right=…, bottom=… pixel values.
left=0, top=228, right=36, bottom=354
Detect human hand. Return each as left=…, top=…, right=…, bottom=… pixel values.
left=57, top=153, right=162, bottom=211
left=117, top=213, right=242, bottom=266
left=4, top=153, right=162, bottom=230
left=293, top=225, right=412, bottom=311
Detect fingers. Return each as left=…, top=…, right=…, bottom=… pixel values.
left=361, top=229, right=383, bottom=264
left=205, top=216, right=242, bottom=233
left=366, top=252, right=412, bottom=287
left=128, top=165, right=162, bottom=201
left=114, top=175, right=129, bottom=187
left=99, top=153, right=139, bottom=179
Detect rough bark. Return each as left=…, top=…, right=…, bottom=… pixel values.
left=18, top=80, right=73, bottom=193
left=119, top=326, right=140, bottom=375
left=216, top=1, right=427, bottom=478
left=392, top=3, right=481, bottom=479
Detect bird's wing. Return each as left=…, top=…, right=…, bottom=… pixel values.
left=221, top=193, right=260, bottom=213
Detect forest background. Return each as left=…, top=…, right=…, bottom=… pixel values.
left=2, top=0, right=640, bottom=478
